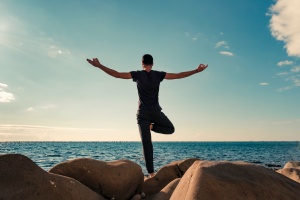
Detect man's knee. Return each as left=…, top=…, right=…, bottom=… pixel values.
left=166, top=126, right=175, bottom=134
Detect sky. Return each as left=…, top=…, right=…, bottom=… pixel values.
left=0, top=0, right=300, bottom=142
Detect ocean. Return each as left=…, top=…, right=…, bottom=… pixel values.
left=1, top=141, right=300, bottom=174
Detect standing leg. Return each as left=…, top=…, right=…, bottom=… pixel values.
left=137, top=111, right=154, bottom=174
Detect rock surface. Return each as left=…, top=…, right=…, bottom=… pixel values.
left=0, top=154, right=104, bottom=200
left=277, top=161, right=300, bottom=183
left=170, top=160, right=300, bottom=200
left=145, top=178, right=180, bottom=200
left=2, top=154, right=300, bottom=200
left=283, top=161, right=300, bottom=169
left=143, top=158, right=198, bottom=196
left=49, top=158, right=144, bottom=200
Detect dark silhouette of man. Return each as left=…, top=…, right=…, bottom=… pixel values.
left=87, top=54, right=208, bottom=177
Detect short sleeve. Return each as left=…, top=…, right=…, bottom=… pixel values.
left=130, top=71, right=138, bottom=82
left=159, top=71, right=166, bottom=81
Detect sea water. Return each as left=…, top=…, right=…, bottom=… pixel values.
left=1, top=141, right=300, bottom=174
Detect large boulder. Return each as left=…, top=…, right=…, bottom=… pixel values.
left=49, top=158, right=144, bottom=200
left=170, top=160, right=300, bottom=200
left=143, top=158, right=198, bottom=196
left=277, top=161, right=300, bottom=183
left=283, top=161, right=300, bottom=169
left=0, top=154, right=104, bottom=200
left=144, top=178, right=180, bottom=200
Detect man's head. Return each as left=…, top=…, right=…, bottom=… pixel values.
left=142, top=54, right=153, bottom=66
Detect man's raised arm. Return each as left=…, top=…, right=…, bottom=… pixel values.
left=165, top=64, right=208, bottom=80
left=87, top=58, right=131, bottom=79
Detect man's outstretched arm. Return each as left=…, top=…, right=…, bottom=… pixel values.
left=87, top=58, right=131, bottom=79
left=165, top=64, right=208, bottom=80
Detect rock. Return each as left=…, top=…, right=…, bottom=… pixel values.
left=265, top=163, right=282, bottom=168
left=170, top=160, right=300, bottom=200
left=283, top=161, right=300, bottom=169
left=277, top=168, right=300, bottom=183
left=0, top=154, right=104, bottom=200
left=143, top=158, right=198, bottom=196
left=49, top=158, right=144, bottom=200
left=130, top=194, right=141, bottom=200
left=277, top=161, right=300, bottom=183
left=144, top=178, right=180, bottom=200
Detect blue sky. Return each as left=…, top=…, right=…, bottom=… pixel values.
left=1, top=0, right=299, bottom=141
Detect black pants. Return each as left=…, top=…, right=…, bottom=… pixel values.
left=136, top=110, right=175, bottom=173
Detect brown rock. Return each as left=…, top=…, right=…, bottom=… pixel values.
left=49, top=158, right=144, bottom=200
left=145, top=178, right=180, bottom=200
left=143, top=158, right=198, bottom=196
left=277, top=168, right=300, bottom=183
left=0, top=154, right=104, bottom=200
left=277, top=161, right=300, bottom=183
left=170, top=160, right=300, bottom=200
left=283, top=161, right=300, bottom=169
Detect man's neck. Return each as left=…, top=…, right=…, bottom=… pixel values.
left=143, top=65, right=152, bottom=72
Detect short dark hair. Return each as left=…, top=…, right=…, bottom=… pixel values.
left=142, top=54, right=153, bottom=65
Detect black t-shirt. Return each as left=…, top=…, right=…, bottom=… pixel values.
left=130, top=70, right=166, bottom=110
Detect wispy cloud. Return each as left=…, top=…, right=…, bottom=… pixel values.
left=277, top=60, right=293, bottom=67
left=27, top=107, right=34, bottom=112
left=0, top=125, right=130, bottom=141
left=220, top=51, right=234, bottom=56
left=0, top=8, right=72, bottom=61
left=185, top=31, right=201, bottom=41
left=0, top=83, right=15, bottom=103
left=276, top=72, right=289, bottom=76
left=291, top=66, right=300, bottom=73
left=274, top=62, right=300, bottom=90
left=269, top=0, right=300, bottom=57
left=260, top=82, right=269, bottom=86
left=26, top=104, right=56, bottom=112
left=278, top=86, right=293, bottom=92
left=215, top=41, right=228, bottom=48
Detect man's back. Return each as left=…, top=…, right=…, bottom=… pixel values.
left=130, top=70, right=166, bottom=111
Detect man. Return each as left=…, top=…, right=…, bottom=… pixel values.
left=87, top=54, right=208, bottom=177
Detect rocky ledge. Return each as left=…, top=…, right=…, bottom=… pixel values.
left=0, top=154, right=300, bottom=200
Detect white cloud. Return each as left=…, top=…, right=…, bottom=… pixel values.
left=0, top=83, right=8, bottom=89
left=215, top=41, right=227, bottom=48
left=291, top=66, right=300, bottom=73
left=278, top=86, right=293, bottom=92
left=291, top=77, right=300, bottom=86
left=269, top=0, right=300, bottom=57
left=0, top=91, right=15, bottom=102
left=192, top=37, right=197, bottom=41
left=260, top=82, right=269, bottom=86
left=276, top=71, right=289, bottom=76
left=47, top=45, right=71, bottom=58
left=220, top=51, right=234, bottom=56
left=26, top=104, right=56, bottom=112
left=27, top=107, right=34, bottom=111
left=0, top=83, right=14, bottom=103
left=277, top=60, right=293, bottom=66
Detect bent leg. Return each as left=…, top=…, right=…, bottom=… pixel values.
left=151, top=112, right=175, bottom=134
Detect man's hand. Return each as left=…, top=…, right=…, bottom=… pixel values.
left=87, top=58, right=101, bottom=68
left=196, top=64, right=208, bottom=72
